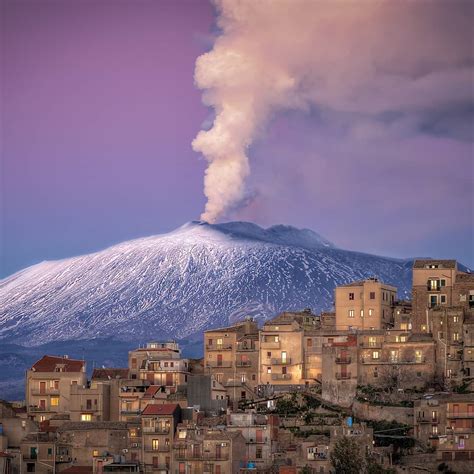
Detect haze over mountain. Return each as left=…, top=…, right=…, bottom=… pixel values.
left=0, top=221, right=413, bottom=347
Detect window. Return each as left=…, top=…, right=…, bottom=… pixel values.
left=370, top=292, right=375, bottom=300
left=368, top=337, right=377, bottom=347
left=373, top=368, right=378, bottom=378
left=282, top=367, right=287, bottom=375
left=440, top=295, right=447, bottom=304
left=39, top=415, right=46, bottom=422
left=429, top=295, right=438, bottom=307
left=453, top=332, right=460, bottom=341
left=86, top=399, right=92, bottom=410
left=390, top=350, right=399, bottom=362
left=415, top=350, right=422, bottom=363
left=360, top=310, right=364, bottom=318
left=47, top=448, right=52, bottom=456
left=217, top=338, right=223, bottom=346
left=372, top=351, right=380, bottom=360
left=178, top=430, right=187, bottom=439
left=267, top=367, right=271, bottom=374
left=208, top=338, right=213, bottom=346
left=453, top=316, right=459, bottom=323
left=440, top=279, right=446, bottom=287
left=368, top=309, right=374, bottom=316
left=400, top=323, right=408, bottom=330
left=349, top=293, right=354, bottom=300
left=93, top=450, right=99, bottom=457
left=129, top=428, right=137, bottom=438
left=432, top=410, right=437, bottom=421
left=429, top=279, right=440, bottom=291
left=256, top=447, right=263, bottom=459
left=432, top=425, right=438, bottom=435
left=396, top=335, right=406, bottom=343
left=81, top=414, right=92, bottom=422
left=348, top=310, right=355, bottom=318
left=267, top=352, right=271, bottom=358
left=152, top=439, right=159, bottom=451
left=50, top=397, right=59, bottom=407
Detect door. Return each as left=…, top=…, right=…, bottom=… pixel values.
left=217, top=354, right=223, bottom=367
left=39, top=381, right=46, bottom=394
left=166, top=373, right=173, bottom=386
left=146, top=373, right=154, bottom=383
left=256, top=429, right=263, bottom=443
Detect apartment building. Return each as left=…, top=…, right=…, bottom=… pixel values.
left=26, top=355, right=87, bottom=423
left=91, top=368, right=129, bottom=422
left=204, top=318, right=259, bottom=389
left=173, top=424, right=246, bottom=474
left=70, top=381, right=111, bottom=422
left=321, top=335, right=358, bottom=407
left=141, top=403, right=181, bottom=473
left=412, top=259, right=474, bottom=332
left=335, top=278, right=397, bottom=331
left=129, top=343, right=189, bottom=395
left=358, top=331, right=435, bottom=389
left=226, top=412, right=279, bottom=470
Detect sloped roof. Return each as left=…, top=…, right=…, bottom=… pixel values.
left=31, top=355, right=84, bottom=373
left=413, top=259, right=457, bottom=269
left=92, top=368, right=129, bottom=380
left=142, top=403, right=180, bottom=416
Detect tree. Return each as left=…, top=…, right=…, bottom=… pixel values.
left=330, top=436, right=364, bottom=474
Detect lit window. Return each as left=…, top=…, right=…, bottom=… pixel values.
left=453, top=316, right=459, bottom=323
left=152, top=439, right=159, bottom=451
left=360, top=310, right=364, bottom=318
left=267, top=367, right=271, bottom=374
left=93, top=450, right=99, bottom=457
left=432, top=425, right=438, bottom=435
left=348, top=310, right=355, bottom=318
left=217, top=338, right=223, bottom=346
left=453, top=332, right=460, bottom=341
left=368, top=309, right=374, bottom=316
left=400, top=323, right=408, bottom=330
left=372, top=351, right=379, bottom=359
left=129, top=429, right=137, bottom=438
left=390, top=350, right=399, bottom=362
left=415, top=350, right=422, bottom=363
left=50, top=397, right=59, bottom=407
left=178, top=430, right=187, bottom=439
left=81, top=414, right=92, bottom=422
left=368, top=337, right=377, bottom=347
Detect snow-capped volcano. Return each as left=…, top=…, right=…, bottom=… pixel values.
left=0, top=221, right=412, bottom=345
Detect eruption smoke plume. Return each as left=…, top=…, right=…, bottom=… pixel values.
left=192, top=0, right=472, bottom=223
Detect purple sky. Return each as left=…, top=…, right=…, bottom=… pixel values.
left=2, top=0, right=473, bottom=278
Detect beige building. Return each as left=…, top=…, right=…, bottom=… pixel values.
left=412, top=259, right=474, bottom=333
left=26, top=356, right=87, bottom=423
left=70, top=381, right=111, bottom=422
left=358, top=331, right=435, bottom=390
left=129, top=342, right=189, bottom=395
left=141, top=403, right=181, bottom=473
left=335, top=278, right=397, bottom=331
left=204, top=318, right=259, bottom=390
left=173, top=424, right=246, bottom=474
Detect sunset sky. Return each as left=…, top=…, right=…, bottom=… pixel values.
left=2, top=0, right=473, bottom=277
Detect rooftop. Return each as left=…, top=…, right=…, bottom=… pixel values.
left=141, top=403, right=180, bottom=416
left=413, top=259, right=457, bottom=269
left=92, top=368, right=129, bottom=380
left=31, top=355, right=84, bottom=373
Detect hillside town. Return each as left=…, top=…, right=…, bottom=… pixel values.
left=1, top=259, right=474, bottom=474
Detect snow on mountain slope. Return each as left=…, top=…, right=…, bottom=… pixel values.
left=0, top=221, right=412, bottom=345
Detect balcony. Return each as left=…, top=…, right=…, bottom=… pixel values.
left=361, top=358, right=426, bottom=365
left=29, top=406, right=54, bottom=413
left=236, top=343, right=256, bottom=352
left=447, top=412, right=474, bottom=419
left=335, top=357, right=351, bottom=364
left=206, top=344, right=233, bottom=351
left=144, top=446, right=170, bottom=453
left=335, top=372, right=351, bottom=380
left=121, top=410, right=141, bottom=416
left=31, top=389, right=60, bottom=396
left=236, top=361, right=252, bottom=367
left=417, top=416, right=438, bottom=424
left=261, top=341, right=280, bottom=349
left=203, top=453, right=229, bottom=461
left=360, top=341, right=382, bottom=349
left=143, top=426, right=170, bottom=434
left=271, top=358, right=291, bottom=365
left=205, top=361, right=232, bottom=368
left=150, top=465, right=170, bottom=471
left=271, top=373, right=292, bottom=381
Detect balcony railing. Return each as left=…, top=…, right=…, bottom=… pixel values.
left=144, top=446, right=170, bottom=453
left=447, top=412, right=474, bottom=419
left=417, top=416, right=438, bottom=423
left=361, top=358, right=426, bottom=365
left=29, top=406, right=54, bottom=412
left=120, top=410, right=141, bottom=415
left=205, top=361, right=232, bottom=368
left=236, top=361, right=252, bottom=367
left=206, top=344, right=233, bottom=351
left=203, top=453, right=229, bottom=461
left=261, top=341, right=280, bottom=349
left=236, top=343, right=256, bottom=352
left=271, top=358, right=291, bottom=365
left=143, top=426, right=170, bottom=434
left=271, top=373, right=292, bottom=381
left=335, top=372, right=351, bottom=380
left=335, top=357, right=351, bottom=364
left=31, top=389, right=60, bottom=396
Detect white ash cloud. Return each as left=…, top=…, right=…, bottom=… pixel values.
left=192, top=0, right=473, bottom=223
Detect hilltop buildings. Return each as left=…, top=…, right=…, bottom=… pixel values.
left=1, top=258, right=473, bottom=473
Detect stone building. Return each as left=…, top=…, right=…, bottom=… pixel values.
left=321, top=335, right=358, bottom=407
left=70, top=381, right=111, bottom=422
left=226, top=412, right=279, bottom=470
left=91, top=369, right=129, bottom=422
left=26, top=356, right=87, bottom=423
left=141, top=403, right=181, bottom=472
left=172, top=424, right=246, bottom=474
left=204, top=318, right=259, bottom=389
left=334, top=278, right=397, bottom=331
left=128, top=342, right=189, bottom=395
left=412, top=259, right=474, bottom=333
left=358, top=331, right=435, bottom=390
